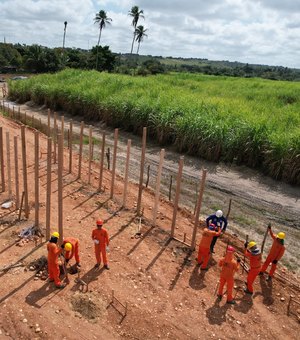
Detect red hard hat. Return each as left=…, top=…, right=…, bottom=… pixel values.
left=227, top=246, right=235, bottom=252
left=96, top=219, right=103, bottom=226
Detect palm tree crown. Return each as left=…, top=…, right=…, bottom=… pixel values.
left=128, top=6, right=144, bottom=54
left=135, top=25, right=148, bottom=54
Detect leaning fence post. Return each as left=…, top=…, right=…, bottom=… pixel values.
left=110, top=128, right=119, bottom=199
left=98, top=133, right=106, bottom=191
left=0, top=127, right=5, bottom=192
left=34, top=131, right=39, bottom=227
left=122, top=139, right=131, bottom=207
left=21, top=125, right=29, bottom=218
left=78, top=121, right=84, bottom=179
left=152, top=149, right=165, bottom=225
left=46, top=137, right=52, bottom=240
left=191, top=169, right=207, bottom=250
left=14, top=136, right=20, bottom=210
left=171, top=156, right=184, bottom=237
left=69, top=119, right=73, bottom=173
left=6, top=132, right=12, bottom=198
left=88, top=125, right=93, bottom=184
left=57, top=133, right=63, bottom=243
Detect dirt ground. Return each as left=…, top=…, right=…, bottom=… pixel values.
left=0, top=83, right=300, bottom=339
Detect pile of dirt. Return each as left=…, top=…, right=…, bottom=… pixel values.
left=71, top=292, right=107, bottom=320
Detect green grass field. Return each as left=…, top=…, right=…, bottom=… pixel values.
left=8, top=69, right=300, bottom=184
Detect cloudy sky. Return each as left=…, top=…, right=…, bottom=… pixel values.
left=1, top=0, right=300, bottom=68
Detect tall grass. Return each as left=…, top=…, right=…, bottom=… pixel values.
left=8, top=69, right=300, bottom=184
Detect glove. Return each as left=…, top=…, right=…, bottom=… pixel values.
left=65, top=258, right=70, bottom=264
left=268, top=223, right=272, bottom=230
left=106, top=246, right=110, bottom=253
left=94, top=239, right=99, bottom=245
left=272, top=260, right=278, bottom=264
left=237, top=258, right=241, bottom=263
left=61, top=244, right=65, bottom=249
left=244, top=242, right=248, bottom=249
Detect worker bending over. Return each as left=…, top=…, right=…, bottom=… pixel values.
left=218, top=246, right=240, bottom=304
left=244, top=241, right=262, bottom=295
left=92, top=219, right=110, bottom=269
left=197, top=224, right=221, bottom=270
left=61, top=237, right=81, bottom=267
left=206, top=210, right=227, bottom=253
left=47, top=232, right=65, bottom=289
left=260, top=226, right=285, bottom=281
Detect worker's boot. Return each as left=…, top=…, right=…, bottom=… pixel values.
left=266, top=275, right=272, bottom=282
left=227, top=300, right=236, bottom=305
left=56, top=283, right=66, bottom=289
left=104, top=264, right=110, bottom=270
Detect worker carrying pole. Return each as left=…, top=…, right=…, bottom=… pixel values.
left=61, top=237, right=81, bottom=268
left=197, top=224, right=221, bottom=270
left=259, top=225, right=286, bottom=281
left=47, top=232, right=65, bottom=289
left=244, top=241, right=262, bottom=295
left=206, top=210, right=228, bottom=254
left=92, top=219, right=110, bottom=270
left=217, top=246, right=240, bottom=304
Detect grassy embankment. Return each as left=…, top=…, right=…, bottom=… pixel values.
left=8, top=69, right=300, bottom=185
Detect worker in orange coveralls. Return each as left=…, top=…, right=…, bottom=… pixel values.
left=218, top=246, right=240, bottom=304
left=197, top=224, right=221, bottom=270
left=47, top=232, right=65, bottom=289
left=61, top=237, right=81, bottom=267
left=260, top=225, right=285, bottom=281
left=244, top=241, right=262, bottom=295
left=92, top=219, right=110, bottom=269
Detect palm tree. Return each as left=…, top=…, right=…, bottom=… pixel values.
left=135, top=25, right=148, bottom=54
left=94, top=10, right=112, bottom=69
left=128, top=6, right=144, bottom=54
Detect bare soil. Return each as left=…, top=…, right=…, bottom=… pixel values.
left=0, top=84, right=300, bottom=340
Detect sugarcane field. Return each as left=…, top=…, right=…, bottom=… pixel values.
left=0, top=77, right=299, bottom=340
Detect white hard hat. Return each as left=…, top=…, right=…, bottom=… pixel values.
left=216, top=210, right=223, bottom=218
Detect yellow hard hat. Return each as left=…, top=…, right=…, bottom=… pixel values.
left=65, top=242, right=72, bottom=252
left=277, top=232, right=285, bottom=240
left=248, top=241, right=256, bottom=249
left=51, top=232, right=60, bottom=238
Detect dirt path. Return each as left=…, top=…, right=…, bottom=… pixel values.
left=0, top=113, right=299, bottom=340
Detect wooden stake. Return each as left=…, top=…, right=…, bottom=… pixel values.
left=168, top=175, right=173, bottom=201
left=21, top=125, right=29, bottom=218
left=5, top=132, right=12, bottom=198
left=145, top=164, right=150, bottom=188
left=122, top=139, right=131, bottom=207
left=47, top=108, right=51, bottom=136
left=152, top=149, right=165, bottom=225
left=242, top=235, right=249, bottom=274
left=98, top=133, right=105, bottom=191
left=110, top=128, right=118, bottom=199
left=61, top=116, right=64, bottom=141
left=0, top=127, right=5, bottom=192
left=137, top=127, right=147, bottom=216
left=34, top=131, right=39, bottom=227
left=261, top=224, right=270, bottom=254
left=88, top=125, right=93, bottom=184
left=46, top=137, right=52, bottom=240
left=226, top=199, right=232, bottom=219
left=18, top=191, right=25, bottom=221
left=13, top=136, right=20, bottom=210
left=69, top=119, right=73, bottom=173
left=171, top=156, right=184, bottom=237
left=191, top=169, right=207, bottom=250
left=57, top=133, right=63, bottom=243
left=78, top=121, right=84, bottom=179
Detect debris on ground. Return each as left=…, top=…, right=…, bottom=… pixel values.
left=27, top=256, right=48, bottom=280
left=71, top=292, right=107, bottom=320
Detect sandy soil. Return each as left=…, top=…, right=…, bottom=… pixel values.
left=0, top=108, right=300, bottom=339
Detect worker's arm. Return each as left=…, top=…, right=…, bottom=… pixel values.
left=206, top=215, right=212, bottom=227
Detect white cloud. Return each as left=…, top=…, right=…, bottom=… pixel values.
left=0, top=0, right=299, bottom=68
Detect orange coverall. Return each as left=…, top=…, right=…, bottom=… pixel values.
left=63, top=237, right=80, bottom=263
left=245, top=249, right=262, bottom=293
left=218, top=253, right=239, bottom=302
left=260, top=230, right=285, bottom=277
left=92, top=228, right=109, bottom=265
left=47, top=242, right=62, bottom=286
left=197, top=228, right=221, bottom=269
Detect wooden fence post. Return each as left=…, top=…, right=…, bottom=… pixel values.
left=46, top=137, right=52, bottom=240
left=191, top=169, right=207, bottom=250
left=21, top=125, right=29, bottom=218
left=0, top=127, right=5, bottom=192
left=34, top=131, right=39, bottom=226
left=122, top=139, right=131, bottom=207
left=14, top=136, right=20, bottom=210
left=110, top=128, right=118, bottom=199
left=152, top=149, right=165, bottom=225
left=88, top=125, right=93, bottom=184
left=137, top=127, right=147, bottom=216
left=57, top=133, right=63, bottom=243
left=171, top=156, right=184, bottom=237
left=78, top=121, right=84, bottom=179
left=47, top=108, right=51, bottom=136
left=5, top=132, right=12, bottom=198
left=69, top=119, right=73, bottom=173
left=98, top=133, right=105, bottom=191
